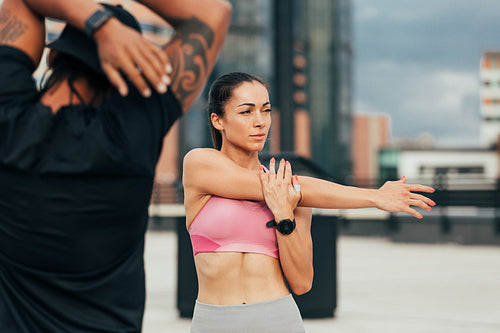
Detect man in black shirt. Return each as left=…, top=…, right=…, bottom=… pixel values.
left=0, top=0, right=231, bottom=332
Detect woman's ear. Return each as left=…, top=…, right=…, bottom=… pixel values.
left=211, top=113, right=224, bottom=131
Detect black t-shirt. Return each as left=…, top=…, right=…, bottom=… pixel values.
left=0, top=46, right=182, bottom=332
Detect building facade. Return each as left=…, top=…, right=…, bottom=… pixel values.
left=379, top=147, right=499, bottom=191
left=351, top=113, right=390, bottom=187
left=480, top=51, right=500, bottom=147
left=302, top=0, right=353, bottom=181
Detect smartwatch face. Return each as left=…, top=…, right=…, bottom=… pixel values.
left=278, top=219, right=295, bottom=235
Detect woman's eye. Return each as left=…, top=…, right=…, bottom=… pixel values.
left=240, top=110, right=251, bottom=114
left=264, top=108, right=272, bottom=113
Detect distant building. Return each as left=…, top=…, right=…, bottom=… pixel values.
left=351, top=113, right=390, bottom=187
left=306, top=0, right=353, bottom=181
left=371, top=50, right=500, bottom=192
left=480, top=51, right=500, bottom=147
left=379, top=147, right=499, bottom=192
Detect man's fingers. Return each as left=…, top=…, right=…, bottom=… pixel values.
left=147, top=42, right=171, bottom=83
left=103, top=64, right=128, bottom=96
left=119, top=57, right=151, bottom=98
left=124, top=46, right=159, bottom=96
left=94, top=21, right=172, bottom=98
left=134, top=44, right=169, bottom=94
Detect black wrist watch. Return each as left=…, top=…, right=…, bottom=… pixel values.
left=84, top=8, right=114, bottom=38
left=266, top=218, right=296, bottom=235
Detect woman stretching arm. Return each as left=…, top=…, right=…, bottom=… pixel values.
left=184, top=148, right=435, bottom=220
left=183, top=72, right=435, bottom=333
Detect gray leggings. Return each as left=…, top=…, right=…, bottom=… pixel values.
left=190, top=294, right=305, bottom=333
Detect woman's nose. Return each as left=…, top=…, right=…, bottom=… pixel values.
left=254, top=112, right=265, bottom=127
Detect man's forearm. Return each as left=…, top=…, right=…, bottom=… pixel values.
left=22, top=0, right=102, bottom=31
left=137, top=0, right=232, bottom=29
left=137, top=0, right=232, bottom=112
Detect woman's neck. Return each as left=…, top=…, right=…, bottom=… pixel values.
left=220, top=145, right=261, bottom=170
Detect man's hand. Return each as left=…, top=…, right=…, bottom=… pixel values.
left=94, top=18, right=171, bottom=97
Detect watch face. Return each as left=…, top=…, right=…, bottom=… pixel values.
left=277, top=219, right=296, bottom=235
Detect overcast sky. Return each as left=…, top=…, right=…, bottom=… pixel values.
left=353, top=0, right=500, bottom=146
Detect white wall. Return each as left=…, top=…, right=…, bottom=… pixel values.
left=481, top=122, right=500, bottom=147
left=398, top=150, right=498, bottom=189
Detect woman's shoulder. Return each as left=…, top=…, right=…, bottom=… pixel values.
left=183, top=148, right=223, bottom=165
left=183, top=148, right=221, bottom=181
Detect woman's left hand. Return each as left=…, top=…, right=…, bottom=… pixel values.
left=374, top=176, right=436, bottom=219
left=259, top=158, right=301, bottom=221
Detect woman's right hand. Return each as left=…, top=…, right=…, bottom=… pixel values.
left=93, top=18, right=171, bottom=98
left=259, top=158, right=301, bottom=221
left=374, top=176, right=436, bottom=219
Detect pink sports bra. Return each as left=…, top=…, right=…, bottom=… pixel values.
left=188, top=196, right=279, bottom=259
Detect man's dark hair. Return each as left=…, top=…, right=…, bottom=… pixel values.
left=40, top=52, right=112, bottom=106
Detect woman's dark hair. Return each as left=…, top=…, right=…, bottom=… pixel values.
left=40, top=52, right=113, bottom=106
left=207, top=72, right=269, bottom=150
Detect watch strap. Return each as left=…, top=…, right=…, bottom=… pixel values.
left=266, top=218, right=296, bottom=235
left=84, top=8, right=114, bottom=38
left=266, top=220, right=278, bottom=228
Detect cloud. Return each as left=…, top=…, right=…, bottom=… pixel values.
left=355, top=0, right=500, bottom=24
left=353, top=0, right=500, bottom=146
left=357, top=5, right=380, bottom=21
left=356, top=1, right=500, bottom=69
left=355, top=60, right=480, bottom=143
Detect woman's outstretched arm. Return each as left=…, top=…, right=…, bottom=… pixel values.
left=298, top=175, right=435, bottom=219
left=183, top=148, right=435, bottom=219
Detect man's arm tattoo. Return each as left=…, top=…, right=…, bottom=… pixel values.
left=0, top=9, right=28, bottom=44
left=168, top=17, right=215, bottom=108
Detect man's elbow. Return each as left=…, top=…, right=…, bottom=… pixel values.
left=212, top=0, right=232, bottom=22
left=219, top=0, right=233, bottom=17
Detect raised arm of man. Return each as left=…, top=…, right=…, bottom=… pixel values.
left=137, top=0, right=232, bottom=112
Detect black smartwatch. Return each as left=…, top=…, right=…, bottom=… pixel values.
left=266, top=218, right=296, bottom=235
left=84, top=8, right=114, bottom=38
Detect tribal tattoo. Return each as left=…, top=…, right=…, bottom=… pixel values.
left=0, top=9, right=28, bottom=43
left=168, top=16, right=215, bottom=109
